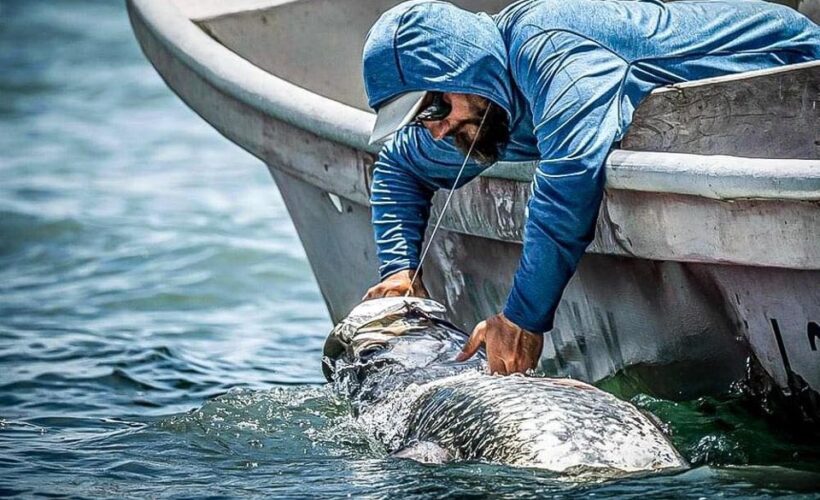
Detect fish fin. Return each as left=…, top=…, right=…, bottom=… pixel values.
left=392, top=441, right=452, bottom=464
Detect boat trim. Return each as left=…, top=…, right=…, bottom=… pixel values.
left=129, top=0, right=820, bottom=201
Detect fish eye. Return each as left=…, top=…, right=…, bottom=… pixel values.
left=358, top=345, right=383, bottom=360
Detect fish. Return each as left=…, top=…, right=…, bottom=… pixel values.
left=322, top=297, right=687, bottom=476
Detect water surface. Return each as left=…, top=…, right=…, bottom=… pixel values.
left=1, top=1, right=818, bottom=497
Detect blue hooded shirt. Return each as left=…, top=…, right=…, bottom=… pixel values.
left=363, top=0, right=820, bottom=333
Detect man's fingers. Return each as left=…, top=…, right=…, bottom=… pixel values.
left=488, top=355, right=508, bottom=375
left=362, top=286, right=383, bottom=301
left=455, top=322, right=486, bottom=362
left=512, top=358, right=530, bottom=374
left=363, top=271, right=419, bottom=302
left=362, top=286, right=417, bottom=300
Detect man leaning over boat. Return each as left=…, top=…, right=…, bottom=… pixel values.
left=360, top=0, right=820, bottom=374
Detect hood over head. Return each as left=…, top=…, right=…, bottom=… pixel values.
left=362, top=1, right=513, bottom=120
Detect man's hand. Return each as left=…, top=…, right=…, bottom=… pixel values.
left=456, top=313, right=543, bottom=374
left=362, top=269, right=429, bottom=300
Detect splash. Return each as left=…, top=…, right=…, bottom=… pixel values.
left=156, top=386, right=360, bottom=456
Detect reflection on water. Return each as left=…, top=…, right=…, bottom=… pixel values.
left=0, top=0, right=818, bottom=497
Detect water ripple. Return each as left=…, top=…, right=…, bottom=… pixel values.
left=1, top=0, right=818, bottom=497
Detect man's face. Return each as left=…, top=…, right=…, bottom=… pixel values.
left=417, top=93, right=509, bottom=165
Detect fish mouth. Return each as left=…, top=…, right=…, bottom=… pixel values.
left=321, top=297, right=467, bottom=381
left=321, top=334, right=348, bottom=382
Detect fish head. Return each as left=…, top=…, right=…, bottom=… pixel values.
left=322, top=297, right=480, bottom=383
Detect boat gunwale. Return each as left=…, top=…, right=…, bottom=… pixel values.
left=128, top=0, right=820, bottom=201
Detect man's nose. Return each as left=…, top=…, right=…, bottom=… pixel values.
left=426, top=121, right=453, bottom=140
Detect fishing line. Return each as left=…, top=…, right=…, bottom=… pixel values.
left=405, top=103, right=491, bottom=296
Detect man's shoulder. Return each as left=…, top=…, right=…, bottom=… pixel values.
left=495, top=0, right=608, bottom=38
left=495, top=0, right=613, bottom=62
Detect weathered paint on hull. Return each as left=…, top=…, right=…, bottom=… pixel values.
left=272, top=164, right=820, bottom=402
left=127, top=0, right=820, bottom=413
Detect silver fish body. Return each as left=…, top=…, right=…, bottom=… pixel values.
left=323, top=297, right=686, bottom=475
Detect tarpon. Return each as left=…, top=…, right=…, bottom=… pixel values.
left=322, top=297, right=687, bottom=475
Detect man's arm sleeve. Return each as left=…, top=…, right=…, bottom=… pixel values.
left=370, top=134, right=437, bottom=279
left=503, top=32, right=627, bottom=333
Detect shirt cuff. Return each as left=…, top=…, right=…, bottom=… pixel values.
left=503, top=298, right=552, bottom=335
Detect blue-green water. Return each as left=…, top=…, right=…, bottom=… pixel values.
left=1, top=1, right=818, bottom=497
